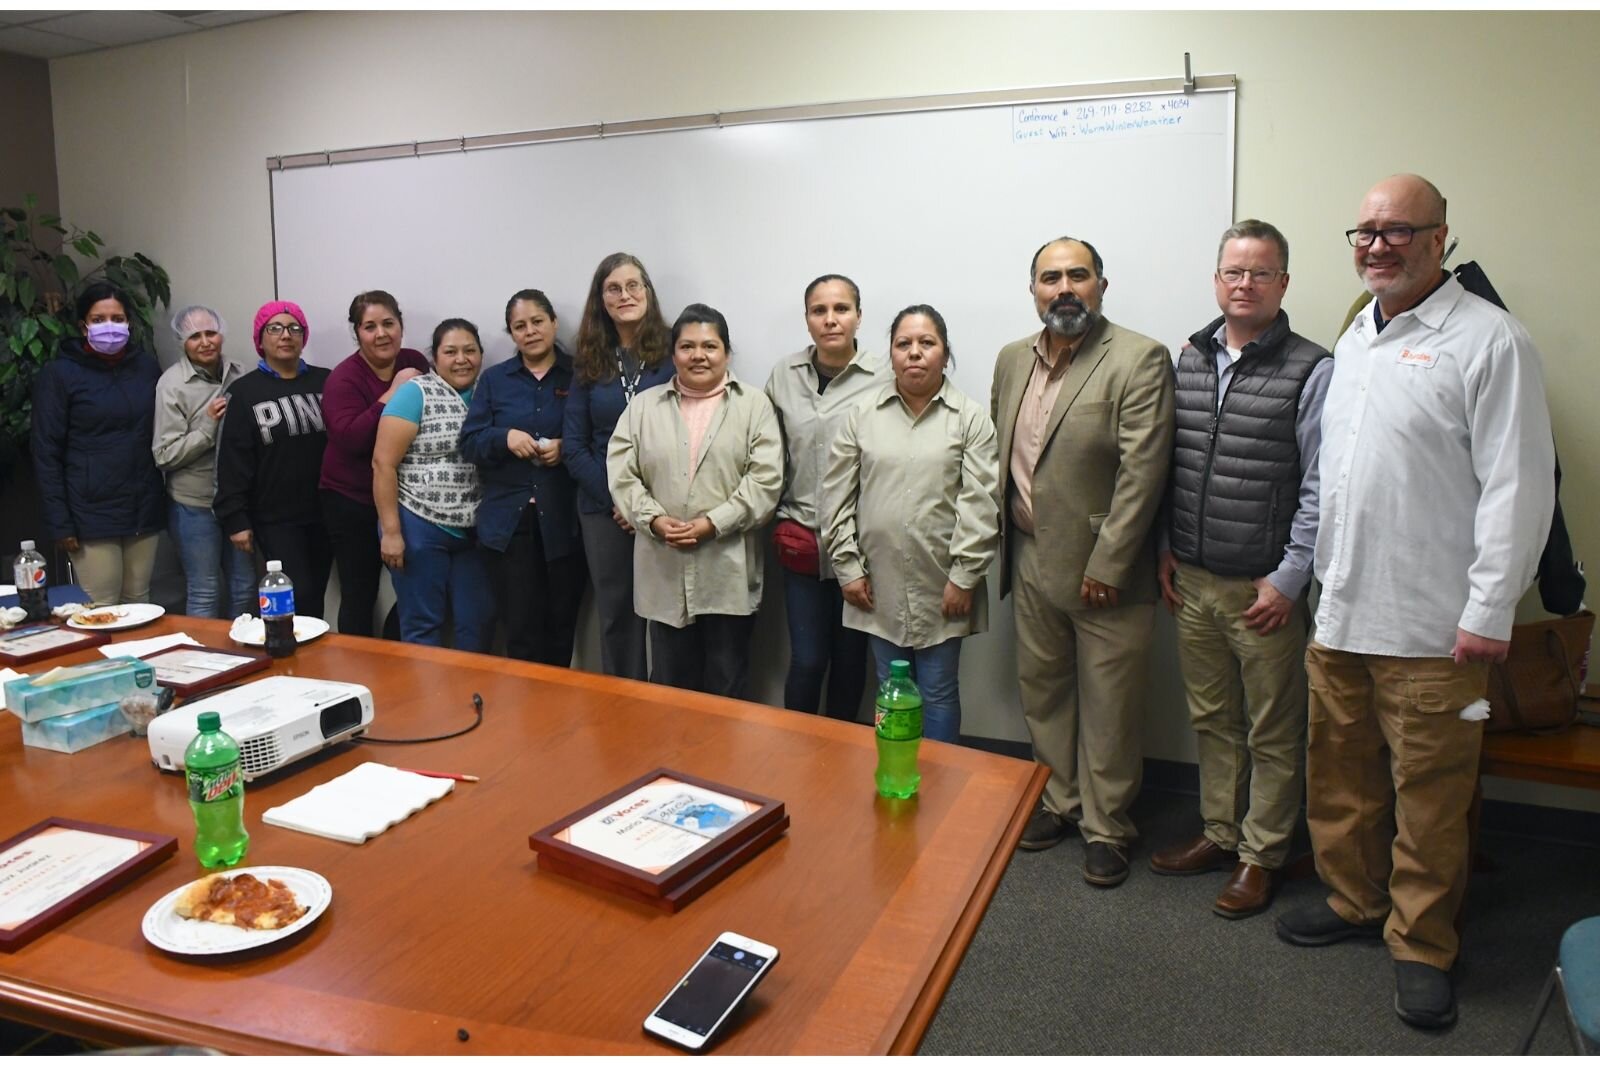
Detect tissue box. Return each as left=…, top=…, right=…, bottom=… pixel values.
left=4, top=657, right=156, bottom=723
left=20, top=700, right=132, bottom=753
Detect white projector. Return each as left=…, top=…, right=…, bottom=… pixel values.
left=148, top=676, right=374, bottom=780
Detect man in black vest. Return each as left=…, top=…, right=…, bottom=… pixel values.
left=1150, top=219, right=1331, bottom=918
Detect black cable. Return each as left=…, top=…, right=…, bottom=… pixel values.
left=354, top=692, right=484, bottom=745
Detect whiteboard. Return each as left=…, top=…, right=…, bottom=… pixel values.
left=271, top=88, right=1235, bottom=737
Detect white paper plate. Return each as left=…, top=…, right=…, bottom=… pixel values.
left=66, top=603, right=166, bottom=631
left=142, top=866, right=332, bottom=955
left=229, top=616, right=331, bottom=646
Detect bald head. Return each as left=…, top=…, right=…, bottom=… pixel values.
left=1353, top=173, right=1451, bottom=316
left=1368, top=173, right=1447, bottom=225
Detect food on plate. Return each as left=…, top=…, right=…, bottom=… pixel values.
left=174, top=872, right=307, bottom=931
left=71, top=609, right=123, bottom=626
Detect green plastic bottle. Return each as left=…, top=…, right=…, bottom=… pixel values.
left=185, top=710, right=249, bottom=868
left=874, top=660, right=923, bottom=798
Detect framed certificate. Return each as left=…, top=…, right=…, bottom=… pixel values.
left=137, top=644, right=271, bottom=696
left=0, top=624, right=110, bottom=666
left=529, top=769, right=785, bottom=905
left=0, top=818, right=177, bottom=951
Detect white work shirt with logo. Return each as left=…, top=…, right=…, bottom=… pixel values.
left=1314, top=275, right=1555, bottom=657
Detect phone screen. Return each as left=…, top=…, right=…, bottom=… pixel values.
left=651, top=940, right=772, bottom=1037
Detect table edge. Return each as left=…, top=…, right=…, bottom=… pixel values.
left=888, top=760, right=1048, bottom=1054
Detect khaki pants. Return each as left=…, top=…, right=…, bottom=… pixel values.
left=69, top=533, right=161, bottom=606
left=1172, top=562, right=1307, bottom=869
left=1305, top=642, right=1488, bottom=970
left=1014, top=531, right=1154, bottom=846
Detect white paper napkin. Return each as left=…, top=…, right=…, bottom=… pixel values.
left=99, top=632, right=199, bottom=660
left=262, top=763, right=456, bottom=844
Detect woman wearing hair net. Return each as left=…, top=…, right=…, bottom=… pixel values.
left=152, top=305, right=255, bottom=616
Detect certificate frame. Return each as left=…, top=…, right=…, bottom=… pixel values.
left=137, top=643, right=272, bottom=696
left=528, top=768, right=785, bottom=900
left=0, top=624, right=110, bottom=666
left=0, top=818, right=177, bottom=952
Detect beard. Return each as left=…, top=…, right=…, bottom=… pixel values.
left=1042, top=296, right=1098, bottom=338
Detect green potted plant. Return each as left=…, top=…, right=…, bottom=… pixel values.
left=0, top=193, right=171, bottom=486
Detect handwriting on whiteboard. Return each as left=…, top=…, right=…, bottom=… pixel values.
left=1012, top=95, right=1193, bottom=143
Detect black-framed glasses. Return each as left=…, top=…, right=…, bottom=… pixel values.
left=1218, top=268, right=1284, bottom=286
left=262, top=323, right=305, bottom=337
left=1345, top=224, right=1441, bottom=248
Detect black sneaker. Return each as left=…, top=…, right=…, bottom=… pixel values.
left=1018, top=806, right=1071, bottom=851
left=1274, top=900, right=1385, bottom=947
left=1394, top=961, right=1456, bottom=1029
left=1083, top=841, right=1130, bottom=887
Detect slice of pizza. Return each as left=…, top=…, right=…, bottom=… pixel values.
left=174, top=872, right=307, bottom=931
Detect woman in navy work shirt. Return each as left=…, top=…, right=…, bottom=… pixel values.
left=561, top=254, right=673, bottom=680
left=459, top=290, right=586, bottom=666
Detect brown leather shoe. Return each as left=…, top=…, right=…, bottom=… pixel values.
left=1149, top=835, right=1237, bottom=876
left=1213, top=861, right=1280, bottom=919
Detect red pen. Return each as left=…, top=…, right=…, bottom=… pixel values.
left=398, top=767, right=480, bottom=783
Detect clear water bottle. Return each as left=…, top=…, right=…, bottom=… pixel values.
left=185, top=710, right=249, bottom=868
left=874, top=660, right=923, bottom=798
left=259, top=560, right=296, bottom=658
left=14, top=540, right=49, bottom=622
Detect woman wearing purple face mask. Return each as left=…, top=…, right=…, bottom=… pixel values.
left=30, top=280, right=167, bottom=606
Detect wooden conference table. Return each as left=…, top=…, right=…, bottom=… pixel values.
left=0, top=617, right=1045, bottom=1054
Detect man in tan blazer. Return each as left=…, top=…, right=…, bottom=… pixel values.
left=991, top=236, right=1175, bottom=887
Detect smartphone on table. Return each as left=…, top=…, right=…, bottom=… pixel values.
left=643, top=931, right=779, bottom=1052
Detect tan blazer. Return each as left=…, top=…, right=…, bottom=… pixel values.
left=991, top=317, right=1175, bottom=606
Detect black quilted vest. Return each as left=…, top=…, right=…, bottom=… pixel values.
left=1168, top=312, right=1329, bottom=577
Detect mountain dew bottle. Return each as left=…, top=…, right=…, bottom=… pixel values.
left=874, top=660, right=923, bottom=798
left=185, top=711, right=249, bottom=868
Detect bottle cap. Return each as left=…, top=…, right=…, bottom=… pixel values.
left=266, top=560, right=283, bottom=572
left=196, top=711, right=221, bottom=732
left=889, top=659, right=911, bottom=679
left=20, top=540, right=34, bottom=550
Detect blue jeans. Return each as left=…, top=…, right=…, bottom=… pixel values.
left=386, top=507, right=495, bottom=652
left=782, top=569, right=869, bottom=721
left=168, top=501, right=256, bottom=618
left=868, top=635, right=964, bottom=743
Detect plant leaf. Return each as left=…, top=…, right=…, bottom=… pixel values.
left=40, top=316, right=63, bottom=336
left=25, top=338, right=42, bottom=360
left=87, top=231, right=104, bottom=246
left=52, top=254, right=78, bottom=287
left=72, top=238, right=95, bottom=258
left=17, top=276, right=35, bottom=310
left=19, top=319, right=38, bottom=345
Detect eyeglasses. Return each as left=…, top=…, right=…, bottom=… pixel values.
left=1218, top=268, right=1284, bottom=286
left=604, top=280, right=646, bottom=299
left=1345, top=224, right=1441, bottom=248
left=262, top=323, right=305, bottom=337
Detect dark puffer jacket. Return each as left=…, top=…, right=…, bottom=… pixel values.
left=30, top=337, right=167, bottom=542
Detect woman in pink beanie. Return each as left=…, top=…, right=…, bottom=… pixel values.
left=211, top=300, right=334, bottom=621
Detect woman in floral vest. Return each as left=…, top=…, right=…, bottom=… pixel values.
left=372, top=318, right=492, bottom=650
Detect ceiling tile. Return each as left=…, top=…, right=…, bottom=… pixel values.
left=0, top=12, right=71, bottom=27
left=28, top=10, right=190, bottom=47
left=182, top=10, right=285, bottom=28
left=0, top=24, right=98, bottom=59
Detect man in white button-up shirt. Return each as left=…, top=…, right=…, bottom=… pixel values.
left=1275, top=174, right=1555, bottom=1032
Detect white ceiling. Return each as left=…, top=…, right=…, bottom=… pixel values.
left=0, top=10, right=285, bottom=59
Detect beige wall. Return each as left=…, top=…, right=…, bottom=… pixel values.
left=0, top=51, right=59, bottom=218
left=48, top=11, right=1600, bottom=812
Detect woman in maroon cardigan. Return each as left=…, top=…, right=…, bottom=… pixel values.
left=319, top=290, right=430, bottom=637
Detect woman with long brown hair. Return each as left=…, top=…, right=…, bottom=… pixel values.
left=561, top=253, right=673, bottom=679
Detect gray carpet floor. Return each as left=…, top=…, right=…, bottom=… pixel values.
left=919, top=785, right=1598, bottom=1055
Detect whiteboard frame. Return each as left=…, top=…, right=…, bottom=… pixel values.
left=265, top=73, right=1237, bottom=294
